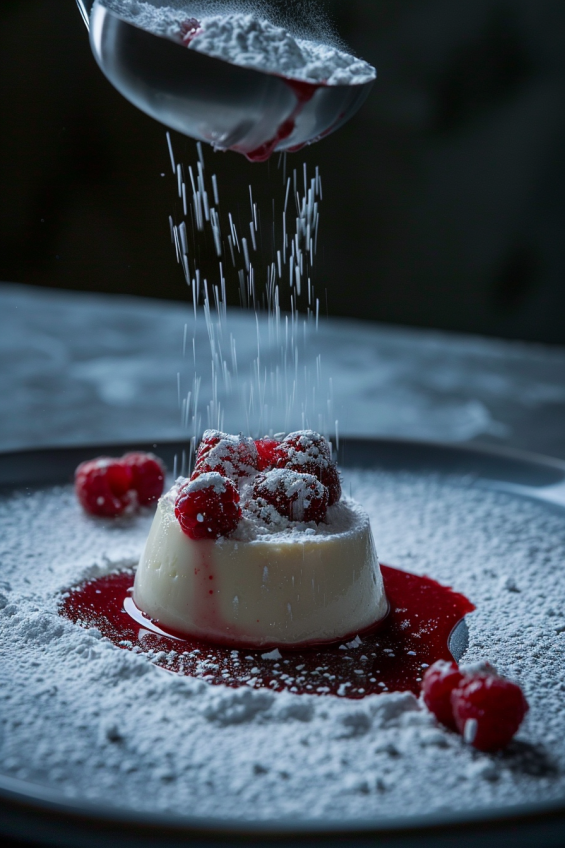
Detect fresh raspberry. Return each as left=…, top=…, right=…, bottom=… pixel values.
left=255, top=438, right=280, bottom=471
left=75, top=458, right=133, bottom=518
left=451, top=674, right=529, bottom=752
left=122, top=452, right=165, bottom=506
left=194, top=430, right=258, bottom=481
left=175, top=472, right=241, bottom=540
left=252, top=468, right=328, bottom=523
left=422, top=660, right=464, bottom=730
left=273, top=430, right=341, bottom=505
left=179, top=18, right=202, bottom=45
left=195, top=429, right=223, bottom=460
left=320, top=462, right=342, bottom=506
left=274, top=430, right=332, bottom=465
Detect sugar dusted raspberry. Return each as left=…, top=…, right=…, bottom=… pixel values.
left=320, top=461, right=342, bottom=507
left=194, top=430, right=258, bottom=481
left=179, top=17, right=202, bottom=45
left=274, top=430, right=331, bottom=465
left=252, top=468, right=328, bottom=523
left=75, top=458, right=133, bottom=517
left=255, top=438, right=280, bottom=471
left=422, top=660, right=464, bottom=730
left=175, top=472, right=241, bottom=540
left=451, top=674, right=529, bottom=752
left=273, top=430, right=341, bottom=505
left=196, top=429, right=223, bottom=460
left=122, top=452, right=165, bottom=506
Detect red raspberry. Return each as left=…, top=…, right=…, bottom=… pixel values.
left=122, top=452, right=165, bottom=506
left=75, top=458, right=133, bottom=518
left=252, top=468, right=328, bottom=523
left=255, top=438, right=280, bottom=471
left=195, top=429, right=223, bottom=460
left=320, top=462, right=342, bottom=507
left=179, top=18, right=202, bottom=45
left=273, top=430, right=341, bottom=505
left=194, top=431, right=258, bottom=481
left=274, top=430, right=331, bottom=465
left=451, top=674, right=529, bottom=752
left=175, top=472, right=241, bottom=540
left=422, top=660, right=464, bottom=730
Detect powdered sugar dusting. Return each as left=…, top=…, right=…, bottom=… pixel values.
left=1, top=469, right=564, bottom=821
left=183, top=470, right=231, bottom=494
left=99, top=2, right=376, bottom=86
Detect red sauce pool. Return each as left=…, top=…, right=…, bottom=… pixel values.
left=60, top=566, right=474, bottom=699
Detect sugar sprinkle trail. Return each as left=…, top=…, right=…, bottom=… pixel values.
left=167, top=135, right=333, bottom=454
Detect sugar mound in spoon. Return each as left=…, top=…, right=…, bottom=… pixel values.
left=99, top=2, right=376, bottom=85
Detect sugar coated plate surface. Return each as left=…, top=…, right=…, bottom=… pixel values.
left=1, top=438, right=565, bottom=847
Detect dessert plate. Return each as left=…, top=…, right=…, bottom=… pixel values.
left=1, top=437, right=565, bottom=848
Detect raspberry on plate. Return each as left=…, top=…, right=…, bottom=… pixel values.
left=273, top=430, right=341, bottom=505
left=122, top=452, right=165, bottom=506
left=175, top=472, right=241, bottom=540
left=75, top=458, right=133, bottom=518
left=255, top=438, right=280, bottom=471
left=451, top=674, right=529, bottom=752
left=252, top=468, right=329, bottom=523
left=422, top=660, right=464, bottom=730
left=194, top=430, right=258, bottom=481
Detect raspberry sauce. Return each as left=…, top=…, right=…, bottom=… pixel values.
left=242, top=79, right=322, bottom=163
left=60, top=566, right=474, bottom=699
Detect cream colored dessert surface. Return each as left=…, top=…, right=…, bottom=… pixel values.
left=133, top=487, right=387, bottom=648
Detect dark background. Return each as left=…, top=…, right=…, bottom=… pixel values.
left=1, top=0, right=565, bottom=343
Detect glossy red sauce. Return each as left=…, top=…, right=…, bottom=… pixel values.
left=60, top=566, right=474, bottom=699
left=242, top=78, right=322, bottom=162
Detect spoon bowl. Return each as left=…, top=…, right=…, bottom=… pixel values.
left=80, top=1, right=374, bottom=160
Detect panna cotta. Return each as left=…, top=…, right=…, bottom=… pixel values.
left=133, top=430, right=388, bottom=647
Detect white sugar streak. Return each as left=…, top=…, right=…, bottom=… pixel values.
left=167, top=136, right=332, bottom=453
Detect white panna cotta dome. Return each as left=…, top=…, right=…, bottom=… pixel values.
left=133, top=483, right=388, bottom=648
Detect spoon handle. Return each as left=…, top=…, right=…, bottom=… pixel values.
left=76, top=0, right=94, bottom=29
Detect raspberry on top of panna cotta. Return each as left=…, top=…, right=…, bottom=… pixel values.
left=133, top=430, right=388, bottom=648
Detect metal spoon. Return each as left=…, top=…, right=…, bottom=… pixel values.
left=76, top=0, right=374, bottom=160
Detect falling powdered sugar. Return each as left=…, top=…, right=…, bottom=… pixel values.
left=99, top=2, right=376, bottom=85
left=1, top=469, right=564, bottom=823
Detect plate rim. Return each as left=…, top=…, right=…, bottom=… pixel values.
left=1, top=435, right=565, bottom=842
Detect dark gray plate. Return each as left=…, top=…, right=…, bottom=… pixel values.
left=1, top=437, right=565, bottom=848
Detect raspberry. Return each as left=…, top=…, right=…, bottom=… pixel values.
left=175, top=472, right=241, bottom=540
left=252, top=468, right=328, bottom=523
left=273, top=430, right=341, bottom=505
left=451, top=674, right=529, bottom=752
left=194, top=430, right=258, bottom=481
left=195, top=429, right=223, bottom=460
left=122, top=452, right=165, bottom=506
left=274, top=430, right=331, bottom=465
left=179, top=18, right=202, bottom=45
left=75, top=458, right=133, bottom=517
left=255, top=438, right=280, bottom=471
left=422, top=660, right=464, bottom=730
left=320, top=462, right=342, bottom=507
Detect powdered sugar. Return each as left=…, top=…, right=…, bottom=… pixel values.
left=99, top=2, right=376, bottom=86
left=1, top=469, right=564, bottom=821
left=182, top=470, right=231, bottom=494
